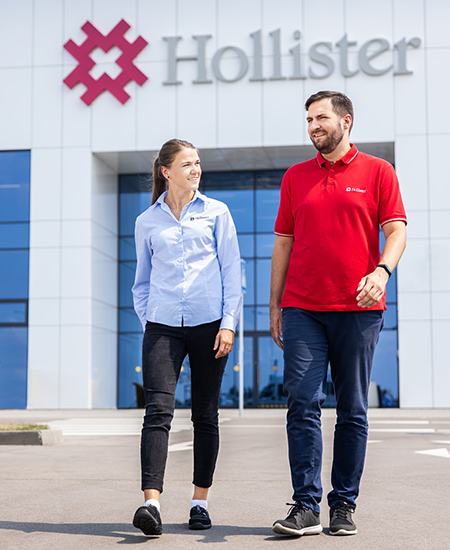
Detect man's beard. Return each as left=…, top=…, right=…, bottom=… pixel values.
left=311, top=124, right=344, bottom=154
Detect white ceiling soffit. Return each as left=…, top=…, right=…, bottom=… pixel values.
left=94, top=142, right=394, bottom=175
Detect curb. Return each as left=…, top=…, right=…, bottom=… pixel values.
left=0, top=429, right=63, bottom=446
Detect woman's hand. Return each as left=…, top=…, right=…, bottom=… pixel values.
left=213, top=329, right=235, bottom=359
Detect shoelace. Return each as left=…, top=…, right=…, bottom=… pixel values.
left=285, top=502, right=308, bottom=519
left=332, top=503, right=354, bottom=520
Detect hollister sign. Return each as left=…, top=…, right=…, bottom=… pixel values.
left=63, top=20, right=421, bottom=104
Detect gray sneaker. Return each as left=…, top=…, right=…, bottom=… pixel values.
left=329, top=501, right=357, bottom=535
left=272, top=503, right=322, bottom=536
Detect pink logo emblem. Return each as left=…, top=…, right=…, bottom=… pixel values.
left=63, top=19, right=148, bottom=105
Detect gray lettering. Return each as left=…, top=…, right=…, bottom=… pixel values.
left=358, top=38, right=391, bottom=76
left=289, top=30, right=306, bottom=80
left=394, top=37, right=421, bottom=75
left=250, top=30, right=265, bottom=81
left=336, top=34, right=359, bottom=77
left=269, top=29, right=286, bottom=80
left=212, top=46, right=249, bottom=82
left=163, top=35, right=212, bottom=85
left=308, top=42, right=334, bottom=79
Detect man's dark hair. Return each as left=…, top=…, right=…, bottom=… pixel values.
left=305, top=91, right=354, bottom=132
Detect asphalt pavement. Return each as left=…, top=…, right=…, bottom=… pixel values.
left=1, top=407, right=449, bottom=550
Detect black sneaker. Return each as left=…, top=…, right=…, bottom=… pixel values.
left=272, top=503, right=322, bottom=536
left=189, top=505, right=212, bottom=530
left=329, top=502, right=357, bottom=535
left=133, top=504, right=163, bottom=536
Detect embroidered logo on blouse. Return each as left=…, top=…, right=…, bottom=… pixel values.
left=190, top=215, right=210, bottom=221
left=346, top=187, right=367, bottom=193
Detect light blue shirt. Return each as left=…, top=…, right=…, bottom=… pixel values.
left=132, top=190, right=242, bottom=332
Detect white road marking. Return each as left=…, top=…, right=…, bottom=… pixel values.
left=415, top=448, right=450, bottom=459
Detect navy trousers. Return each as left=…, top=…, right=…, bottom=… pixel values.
left=140, top=319, right=228, bottom=493
left=282, top=308, right=384, bottom=513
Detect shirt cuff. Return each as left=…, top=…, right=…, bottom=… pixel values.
left=219, top=315, right=236, bottom=332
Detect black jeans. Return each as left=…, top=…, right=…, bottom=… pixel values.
left=140, top=319, right=228, bottom=493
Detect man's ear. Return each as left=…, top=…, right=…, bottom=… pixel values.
left=343, top=114, right=352, bottom=131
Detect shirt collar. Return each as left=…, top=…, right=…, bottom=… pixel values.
left=316, top=143, right=359, bottom=167
left=155, top=189, right=205, bottom=206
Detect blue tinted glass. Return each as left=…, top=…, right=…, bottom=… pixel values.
left=207, top=189, right=254, bottom=233
left=385, top=271, right=397, bottom=304
left=119, top=262, right=136, bottom=307
left=0, top=151, right=31, bottom=223
left=119, top=237, right=136, bottom=261
left=119, top=307, right=142, bottom=333
left=256, top=189, right=280, bottom=232
left=256, top=259, right=271, bottom=305
left=0, top=301, right=27, bottom=324
left=383, top=305, right=397, bottom=329
left=0, top=223, right=29, bottom=249
left=119, top=193, right=151, bottom=235
left=0, top=250, right=29, bottom=299
left=256, top=306, right=270, bottom=331
left=239, top=305, right=255, bottom=331
left=243, top=259, right=255, bottom=305
left=238, top=234, right=254, bottom=258
left=118, top=332, right=144, bottom=408
left=219, top=336, right=253, bottom=407
left=0, top=326, right=28, bottom=408
left=256, top=234, right=275, bottom=258
left=372, top=329, right=398, bottom=406
left=258, top=336, right=285, bottom=405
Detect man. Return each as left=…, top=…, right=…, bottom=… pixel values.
left=270, top=91, right=406, bottom=537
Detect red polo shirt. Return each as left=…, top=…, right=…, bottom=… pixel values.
left=274, top=145, right=407, bottom=311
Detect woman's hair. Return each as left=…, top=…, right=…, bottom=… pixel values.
left=151, top=138, right=197, bottom=205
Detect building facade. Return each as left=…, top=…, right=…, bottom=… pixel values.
left=0, top=0, right=448, bottom=409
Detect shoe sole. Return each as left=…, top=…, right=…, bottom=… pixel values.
left=133, top=510, right=162, bottom=536
left=189, top=521, right=212, bottom=530
left=272, top=522, right=323, bottom=536
left=329, top=528, right=358, bottom=536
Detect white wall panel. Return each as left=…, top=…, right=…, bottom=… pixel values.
left=29, top=148, right=62, bottom=221
left=425, top=0, right=450, bottom=48
left=28, top=298, right=60, bottom=327
left=60, top=246, right=91, bottom=298
left=403, top=210, right=429, bottom=240
left=91, top=328, right=117, bottom=408
left=32, top=67, right=64, bottom=147
left=217, top=0, right=261, bottom=46
left=137, top=0, right=176, bottom=62
left=426, top=49, right=450, bottom=136
left=393, top=0, right=425, bottom=39
left=0, top=0, right=33, bottom=67
left=394, top=49, right=426, bottom=136
left=0, top=69, right=32, bottom=149
left=397, top=291, right=431, bottom=321
left=431, top=292, right=450, bottom=321
left=431, top=321, right=450, bottom=407
left=61, top=148, right=92, bottom=219
left=27, top=326, right=60, bottom=409
left=59, top=326, right=91, bottom=408
left=303, top=0, right=344, bottom=44
left=430, top=239, right=450, bottom=292
left=428, top=134, right=450, bottom=210
left=60, top=297, right=90, bottom=326
left=397, top=240, right=431, bottom=292
left=345, top=0, right=393, bottom=42
left=398, top=321, right=433, bottom=407
left=33, top=0, right=64, bottom=66
left=30, top=220, right=61, bottom=249
left=394, top=135, right=429, bottom=212
left=28, top=248, right=61, bottom=299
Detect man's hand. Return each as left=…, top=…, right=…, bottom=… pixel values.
left=270, top=306, right=283, bottom=349
left=213, top=329, right=235, bottom=358
left=356, top=267, right=390, bottom=308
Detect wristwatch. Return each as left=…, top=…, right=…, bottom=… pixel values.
left=376, top=264, right=392, bottom=278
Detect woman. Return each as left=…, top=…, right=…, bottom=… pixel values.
left=131, top=139, right=242, bottom=535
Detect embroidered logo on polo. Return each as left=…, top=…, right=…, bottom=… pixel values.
left=63, top=20, right=148, bottom=105
left=346, top=187, right=367, bottom=193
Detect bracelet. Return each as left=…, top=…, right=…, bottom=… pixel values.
left=376, top=264, right=392, bottom=278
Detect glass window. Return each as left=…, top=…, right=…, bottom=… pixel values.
left=206, top=189, right=254, bottom=233
left=372, top=330, right=399, bottom=406
left=0, top=151, right=31, bottom=222
left=0, top=222, right=29, bottom=249
left=256, top=259, right=271, bottom=305
left=0, top=327, right=28, bottom=408
left=0, top=250, right=29, bottom=300
left=255, top=188, right=280, bottom=233
left=118, top=332, right=144, bottom=408
left=119, top=307, right=142, bottom=333
left=0, top=301, right=27, bottom=325
left=119, top=262, right=136, bottom=307
left=256, top=233, right=275, bottom=258
left=258, top=336, right=285, bottom=406
left=237, top=234, right=254, bottom=258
